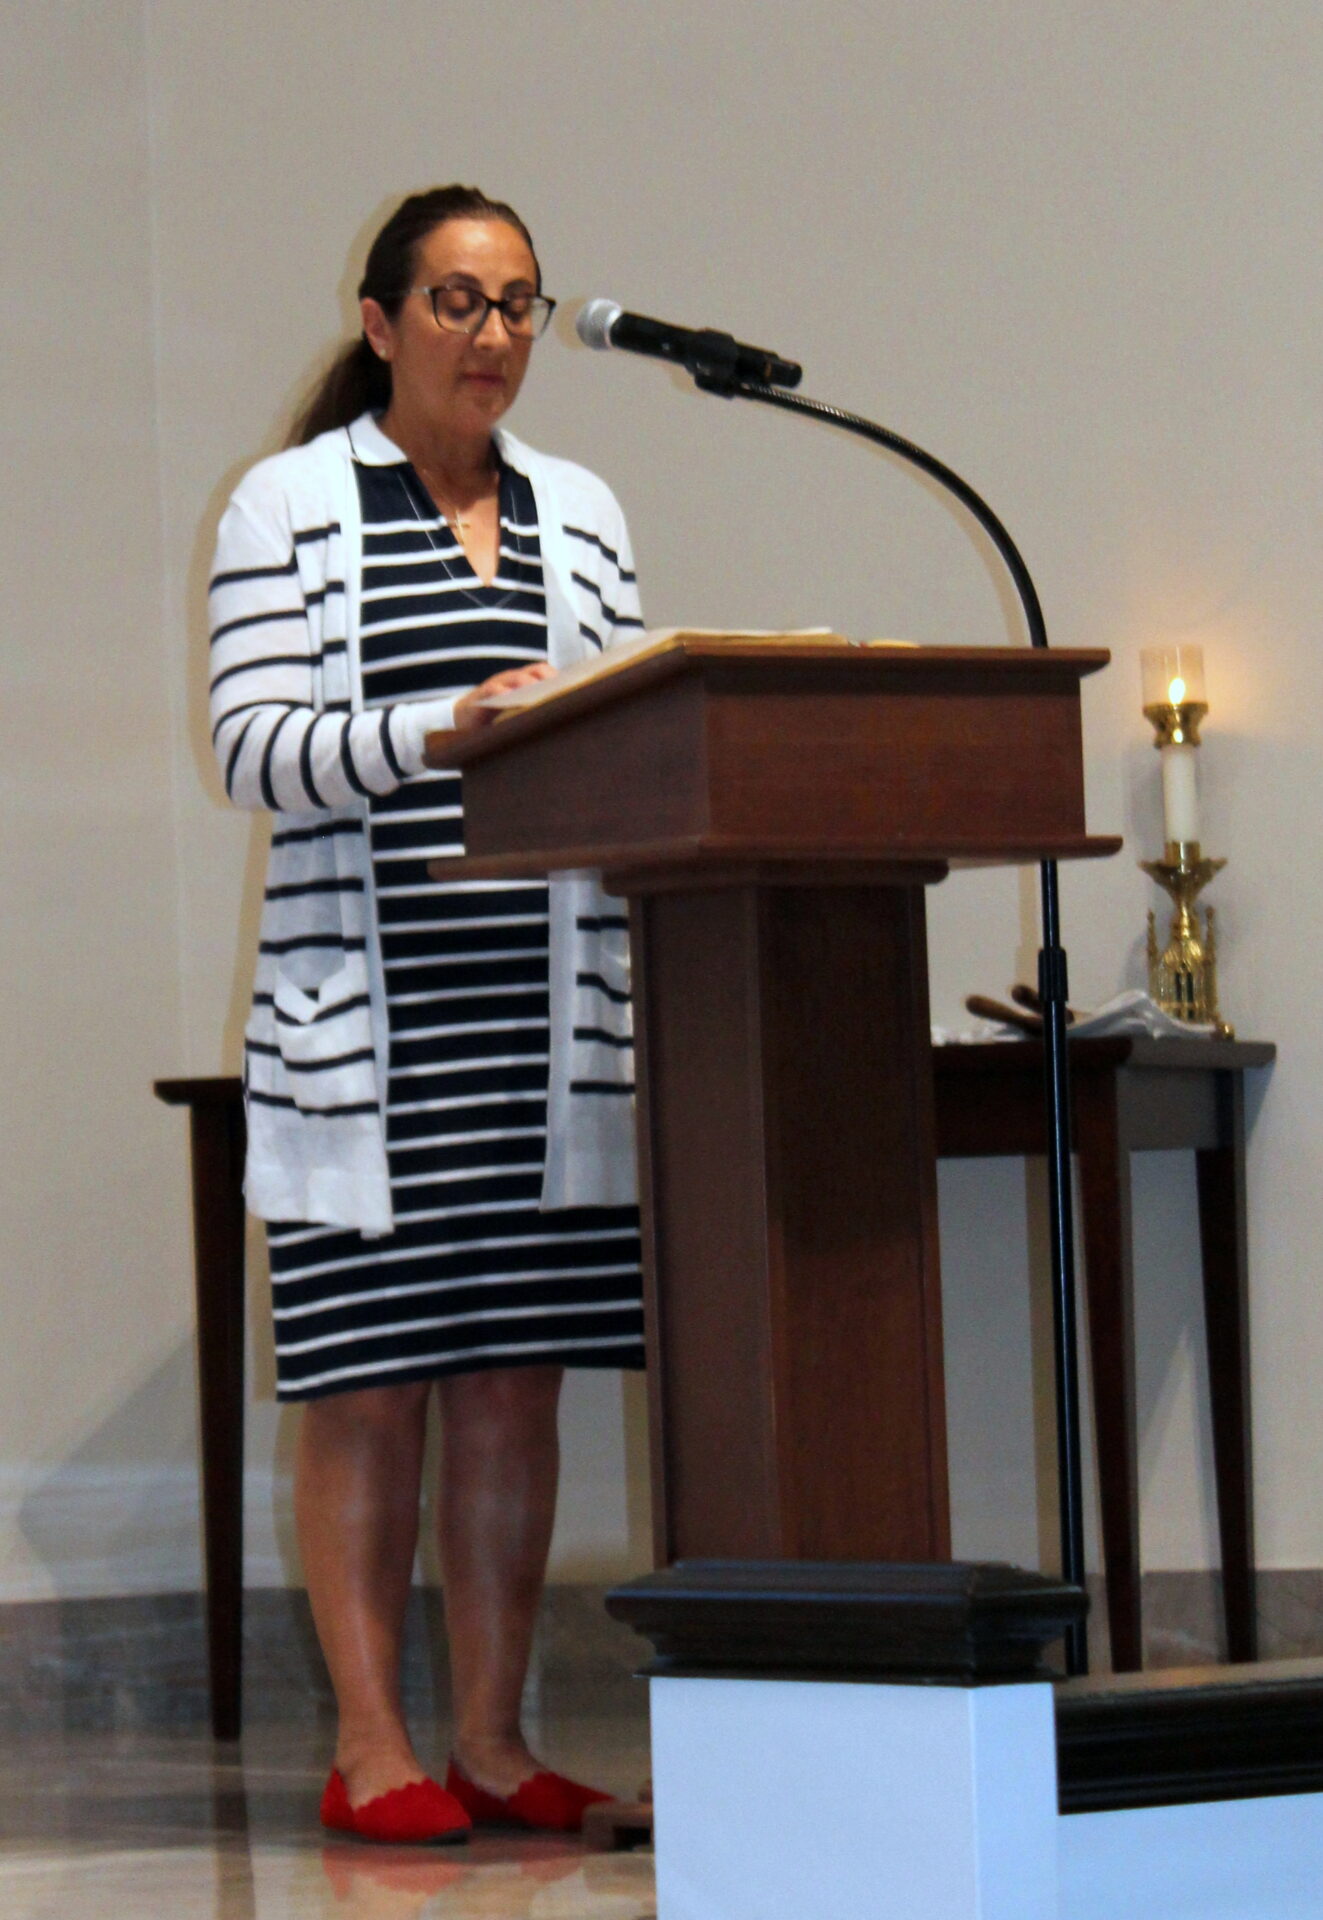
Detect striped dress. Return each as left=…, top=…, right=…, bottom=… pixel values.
left=265, top=456, right=644, bottom=1399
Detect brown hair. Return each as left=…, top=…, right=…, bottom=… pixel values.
left=288, top=185, right=540, bottom=447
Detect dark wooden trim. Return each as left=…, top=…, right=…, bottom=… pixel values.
left=606, top=1559, right=1086, bottom=1684
left=426, top=841, right=1118, bottom=885
left=1056, top=1657, right=1323, bottom=1811
left=604, top=858, right=951, bottom=894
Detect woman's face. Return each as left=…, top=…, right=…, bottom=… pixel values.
left=362, top=217, right=540, bottom=449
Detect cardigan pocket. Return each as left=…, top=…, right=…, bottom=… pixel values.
left=272, top=954, right=378, bottom=1115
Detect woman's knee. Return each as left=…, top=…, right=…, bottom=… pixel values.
left=302, top=1379, right=431, bottom=1448
left=438, top=1365, right=563, bottom=1442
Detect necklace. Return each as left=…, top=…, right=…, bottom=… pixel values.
left=345, top=423, right=529, bottom=614
left=393, top=461, right=521, bottom=613
left=410, top=456, right=494, bottom=545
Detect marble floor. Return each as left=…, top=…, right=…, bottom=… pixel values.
left=0, top=1716, right=656, bottom=1919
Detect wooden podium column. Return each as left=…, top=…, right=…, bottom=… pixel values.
left=630, top=877, right=949, bottom=1564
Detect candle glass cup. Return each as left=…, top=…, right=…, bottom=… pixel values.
left=1141, top=644, right=1208, bottom=746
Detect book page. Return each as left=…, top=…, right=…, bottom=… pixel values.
left=478, top=629, right=915, bottom=713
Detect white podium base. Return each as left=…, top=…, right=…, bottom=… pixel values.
left=1061, top=1790, right=1323, bottom=1920
left=650, top=1674, right=1058, bottom=1920
left=648, top=1672, right=1323, bottom=1920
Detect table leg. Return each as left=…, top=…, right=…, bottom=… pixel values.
left=187, top=1098, right=248, bottom=1739
left=1195, top=1073, right=1258, bottom=1663
left=1073, top=1075, right=1143, bottom=1672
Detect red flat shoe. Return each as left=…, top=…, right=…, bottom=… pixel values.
left=320, top=1767, right=472, bottom=1844
left=445, top=1759, right=613, bottom=1834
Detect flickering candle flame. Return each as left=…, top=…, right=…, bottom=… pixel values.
left=1141, top=645, right=1207, bottom=717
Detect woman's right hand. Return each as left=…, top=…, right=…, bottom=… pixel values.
left=452, top=662, right=558, bottom=731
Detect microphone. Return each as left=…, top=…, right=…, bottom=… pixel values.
left=576, top=299, right=802, bottom=393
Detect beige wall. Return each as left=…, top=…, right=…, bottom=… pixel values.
left=4, top=0, right=1321, bottom=1597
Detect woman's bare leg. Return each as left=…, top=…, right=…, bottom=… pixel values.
left=436, top=1364, right=564, bottom=1794
left=295, top=1380, right=432, bottom=1804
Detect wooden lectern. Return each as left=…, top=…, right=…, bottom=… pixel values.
left=427, top=638, right=1118, bottom=1569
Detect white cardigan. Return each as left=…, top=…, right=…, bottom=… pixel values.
left=209, top=413, right=643, bottom=1233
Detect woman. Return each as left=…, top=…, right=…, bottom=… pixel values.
left=209, top=186, right=646, bottom=1843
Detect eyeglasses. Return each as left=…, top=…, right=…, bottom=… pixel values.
left=412, top=282, right=557, bottom=340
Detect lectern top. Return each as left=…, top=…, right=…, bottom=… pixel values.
left=426, top=635, right=1111, bottom=773
left=421, top=634, right=1119, bottom=881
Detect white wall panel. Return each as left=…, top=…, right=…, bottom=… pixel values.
left=2, top=0, right=1319, bottom=1594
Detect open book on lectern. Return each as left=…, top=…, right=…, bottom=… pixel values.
left=477, top=627, right=918, bottom=715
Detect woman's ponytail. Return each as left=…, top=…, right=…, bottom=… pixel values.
left=289, top=335, right=391, bottom=447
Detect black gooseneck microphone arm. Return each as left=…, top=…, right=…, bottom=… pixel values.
left=706, top=366, right=1089, bottom=1677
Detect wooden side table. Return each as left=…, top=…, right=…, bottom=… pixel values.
left=157, top=1033, right=1273, bottom=1730
left=933, top=1035, right=1274, bottom=1671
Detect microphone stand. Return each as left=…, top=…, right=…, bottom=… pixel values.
left=686, top=349, right=1089, bottom=1675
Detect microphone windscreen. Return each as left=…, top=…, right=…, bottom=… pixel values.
left=575, top=299, right=622, bottom=352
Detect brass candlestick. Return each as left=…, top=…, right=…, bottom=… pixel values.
left=1140, top=841, right=1231, bottom=1035
left=1138, top=646, right=1232, bottom=1036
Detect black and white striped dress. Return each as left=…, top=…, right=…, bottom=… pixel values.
left=265, top=457, right=644, bottom=1399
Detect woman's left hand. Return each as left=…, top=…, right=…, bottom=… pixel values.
left=452, top=662, right=558, bottom=731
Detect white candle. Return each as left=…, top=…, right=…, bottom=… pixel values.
left=1161, top=743, right=1200, bottom=844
